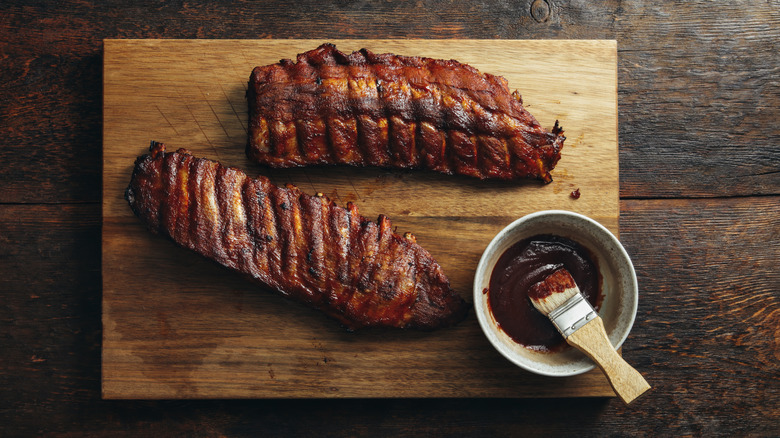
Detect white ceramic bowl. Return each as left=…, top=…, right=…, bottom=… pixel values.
left=473, top=210, right=638, bottom=377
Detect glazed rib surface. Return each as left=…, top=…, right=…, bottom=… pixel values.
left=125, top=142, right=468, bottom=330
left=247, top=43, right=565, bottom=182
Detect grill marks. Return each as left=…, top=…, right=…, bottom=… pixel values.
left=126, top=142, right=468, bottom=330
left=248, top=43, right=565, bottom=182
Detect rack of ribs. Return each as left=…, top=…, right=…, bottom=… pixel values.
left=125, top=141, right=469, bottom=330
left=247, top=43, right=565, bottom=183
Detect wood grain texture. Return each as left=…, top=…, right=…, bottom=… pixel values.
left=1, top=0, right=778, bottom=435
left=102, top=39, right=619, bottom=399
left=616, top=2, right=780, bottom=198
left=0, top=205, right=103, bottom=431
left=4, top=198, right=777, bottom=435
left=0, top=0, right=616, bottom=204
left=618, top=197, right=780, bottom=435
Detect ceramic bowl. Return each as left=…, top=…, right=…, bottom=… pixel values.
left=473, top=210, right=638, bottom=377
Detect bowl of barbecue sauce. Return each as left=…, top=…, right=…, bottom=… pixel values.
left=474, top=210, right=638, bottom=377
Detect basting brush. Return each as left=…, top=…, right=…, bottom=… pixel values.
left=529, top=268, right=651, bottom=405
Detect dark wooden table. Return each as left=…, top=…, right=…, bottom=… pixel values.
left=1, top=1, right=778, bottom=436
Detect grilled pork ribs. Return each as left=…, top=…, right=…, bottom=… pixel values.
left=125, top=142, right=468, bottom=330
left=248, top=44, right=565, bottom=183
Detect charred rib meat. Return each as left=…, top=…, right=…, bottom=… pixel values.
left=248, top=43, right=565, bottom=182
left=125, top=142, right=468, bottom=330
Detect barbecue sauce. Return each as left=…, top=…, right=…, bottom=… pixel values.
left=486, top=235, right=601, bottom=352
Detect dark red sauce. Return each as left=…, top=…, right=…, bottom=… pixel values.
left=486, top=234, right=602, bottom=352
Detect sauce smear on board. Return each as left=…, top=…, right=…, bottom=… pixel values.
left=487, top=234, right=602, bottom=352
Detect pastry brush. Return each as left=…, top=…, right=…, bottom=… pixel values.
left=529, top=268, right=651, bottom=405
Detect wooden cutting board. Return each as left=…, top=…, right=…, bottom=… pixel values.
left=102, top=39, right=619, bottom=399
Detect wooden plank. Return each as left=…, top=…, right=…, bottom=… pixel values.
left=617, top=3, right=780, bottom=198
left=102, top=39, right=619, bottom=398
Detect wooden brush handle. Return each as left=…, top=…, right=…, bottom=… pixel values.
left=566, top=317, right=651, bottom=405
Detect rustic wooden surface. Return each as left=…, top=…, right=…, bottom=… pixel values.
left=1, top=0, right=778, bottom=436
left=102, top=39, right=618, bottom=399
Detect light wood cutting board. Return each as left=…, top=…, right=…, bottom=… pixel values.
left=102, top=39, right=619, bottom=399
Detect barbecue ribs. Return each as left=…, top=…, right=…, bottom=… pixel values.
left=247, top=43, right=565, bottom=182
left=125, top=141, right=468, bottom=330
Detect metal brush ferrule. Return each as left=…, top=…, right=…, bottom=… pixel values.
left=547, top=293, right=598, bottom=338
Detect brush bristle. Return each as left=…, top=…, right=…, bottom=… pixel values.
left=529, top=268, right=581, bottom=316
